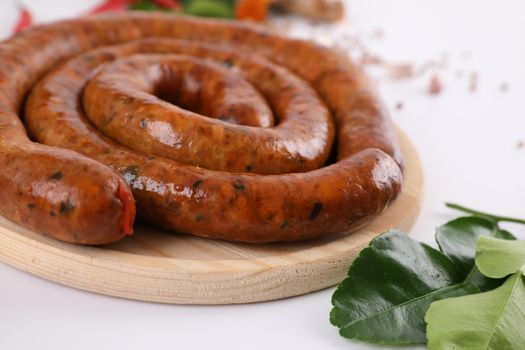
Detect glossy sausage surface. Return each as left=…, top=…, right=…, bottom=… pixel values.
left=0, top=13, right=403, bottom=243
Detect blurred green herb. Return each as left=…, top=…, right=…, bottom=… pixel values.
left=128, top=0, right=235, bottom=18
left=129, top=1, right=162, bottom=11
left=183, top=0, right=234, bottom=18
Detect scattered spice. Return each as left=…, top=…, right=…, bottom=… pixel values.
left=387, top=63, right=414, bottom=80
left=358, top=52, right=383, bottom=66
left=270, top=10, right=479, bottom=100
left=395, top=101, right=404, bottom=111
left=427, top=74, right=443, bottom=95
left=468, top=71, right=478, bottom=93
left=277, top=18, right=449, bottom=90
left=499, top=82, right=509, bottom=92
left=517, top=140, right=524, bottom=149
left=13, top=6, right=33, bottom=33
left=416, top=53, right=448, bottom=75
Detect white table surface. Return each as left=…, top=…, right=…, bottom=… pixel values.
left=1, top=1, right=524, bottom=349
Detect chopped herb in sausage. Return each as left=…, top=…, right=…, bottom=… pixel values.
left=310, top=202, right=323, bottom=220
left=60, top=199, right=75, bottom=214
left=192, top=180, right=203, bottom=189
left=48, top=171, right=63, bottom=181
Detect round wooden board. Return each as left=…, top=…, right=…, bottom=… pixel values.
left=0, top=130, right=423, bottom=304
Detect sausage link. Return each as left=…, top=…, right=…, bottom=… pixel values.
left=1, top=13, right=403, bottom=243
left=0, top=141, right=135, bottom=244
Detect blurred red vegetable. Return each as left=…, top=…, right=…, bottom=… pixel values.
left=13, top=5, right=33, bottom=33
left=152, top=0, right=181, bottom=9
left=235, top=0, right=270, bottom=21
left=89, top=0, right=134, bottom=14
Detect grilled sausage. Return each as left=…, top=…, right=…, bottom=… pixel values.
left=1, top=13, right=403, bottom=243
left=82, top=53, right=334, bottom=174
left=0, top=142, right=135, bottom=244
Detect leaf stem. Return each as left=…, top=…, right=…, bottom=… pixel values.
left=446, top=203, right=525, bottom=225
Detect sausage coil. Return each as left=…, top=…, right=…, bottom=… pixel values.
left=0, top=13, right=403, bottom=244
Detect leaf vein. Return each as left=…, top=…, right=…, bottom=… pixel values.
left=341, top=281, right=474, bottom=329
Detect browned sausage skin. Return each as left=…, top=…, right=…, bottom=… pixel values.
left=82, top=53, right=334, bottom=174
left=0, top=143, right=135, bottom=244
left=1, top=13, right=403, bottom=243
left=0, top=30, right=137, bottom=244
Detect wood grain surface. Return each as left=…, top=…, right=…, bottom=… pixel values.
left=0, top=130, right=423, bottom=304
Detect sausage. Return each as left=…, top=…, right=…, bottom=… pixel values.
left=0, top=22, right=137, bottom=244
left=0, top=142, right=135, bottom=244
left=0, top=13, right=403, bottom=243
left=81, top=53, right=334, bottom=174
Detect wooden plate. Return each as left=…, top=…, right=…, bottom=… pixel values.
left=0, top=130, right=423, bottom=304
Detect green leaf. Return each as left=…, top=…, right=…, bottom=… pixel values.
left=330, top=230, right=480, bottom=345
left=436, top=217, right=515, bottom=291
left=426, top=272, right=525, bottom=350
left=436, top=217, right=498, bottom=276
left=476, top=236, right=525, bottom=278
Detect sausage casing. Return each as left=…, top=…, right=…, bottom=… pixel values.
left=1, top=13, right=403, bottom=243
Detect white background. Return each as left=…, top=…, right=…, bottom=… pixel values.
left=1, top=0, right=525, bottom=349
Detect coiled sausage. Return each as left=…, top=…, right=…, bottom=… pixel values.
left=0, top=13, right=403, bottom=243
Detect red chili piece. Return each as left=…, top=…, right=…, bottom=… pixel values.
left=13, top=6, right=33, bottom=33
left=88, top=0, right=134, bottom=14
left=152, top=0, right=180, bottom=9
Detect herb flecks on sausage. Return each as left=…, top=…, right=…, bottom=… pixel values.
left=48, top=171, right=63, bottom=181
left=233, top=181, right=245, bottom=191
left=192, top=180, right=203, bottom=189
left=310, top=202, right=323, bottom=221
left=59, top=200, right=75, bottom=215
